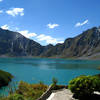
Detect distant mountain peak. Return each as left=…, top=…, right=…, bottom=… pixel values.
left=0, top=26, right=100, bottom=59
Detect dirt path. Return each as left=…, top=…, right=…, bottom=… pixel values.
left=47, top=89, right=75, bottom=100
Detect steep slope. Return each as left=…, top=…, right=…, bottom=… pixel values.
left=0, top=28, right=43, bottom=56
left=62, top=27, right=100, bottom=57
left=0, top=26, right=100, bottom=58
left=41, top=27, right=100, bottom=58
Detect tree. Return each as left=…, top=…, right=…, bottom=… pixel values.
left=68, top=75, right=100, bottom=99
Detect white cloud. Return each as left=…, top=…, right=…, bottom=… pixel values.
left=1, top=24, right=63, bottom=45
left=19, top=30, right=37, bottom=38
left=47, top=23, right=59, bottom=29
left=6, top=8, right=24, bottom=17
left=37, top=34, right=64, bottom=44
left=0, top=10, right=3, bottom=13
left=1, top=24, right=9, bottom=30
left=0, top=0, right=3, bottom=2
left=75, top=20, right=88, bottom=27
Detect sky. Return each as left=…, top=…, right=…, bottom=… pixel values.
left=0, top=0, right=100, bottom=45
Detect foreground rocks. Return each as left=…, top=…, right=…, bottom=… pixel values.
left=47, top=89, right=75, bottom=100
left=46, top=89, right=100, bottom=100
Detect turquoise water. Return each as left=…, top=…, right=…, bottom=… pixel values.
left=0, top=58, right=100, bottom=94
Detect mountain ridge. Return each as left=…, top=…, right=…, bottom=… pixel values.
left=0, top=26, right=100, bottom=59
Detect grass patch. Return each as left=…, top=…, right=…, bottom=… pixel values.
left=0, top=81, right=48, bottom=100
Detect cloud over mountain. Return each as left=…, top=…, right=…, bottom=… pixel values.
left=75, top=20, right=88, bottom=27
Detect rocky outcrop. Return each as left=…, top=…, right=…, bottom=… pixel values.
left=41, top=27, right=100, bottom=58
left=0, top=26, right=100, bottom=58
left=0, top=28, right=43, bottom=56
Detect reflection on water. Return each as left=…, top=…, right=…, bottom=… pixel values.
left=0, top=58, right=100, bottom=84
left=0, top=58, right=100, bottom=94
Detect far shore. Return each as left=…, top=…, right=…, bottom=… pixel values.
left=0, top=55, right=100, bottom=60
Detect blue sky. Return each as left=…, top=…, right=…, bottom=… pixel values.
left=0, top=0, right=100, bottom=45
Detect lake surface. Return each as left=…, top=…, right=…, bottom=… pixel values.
left=0, top=58, right=100, bottom=94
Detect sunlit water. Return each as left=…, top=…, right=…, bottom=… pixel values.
left=0, top=58, right=100, bottom=95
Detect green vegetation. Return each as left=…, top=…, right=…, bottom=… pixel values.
left=0, top=78, right=63, bottom=100
left=51, top=77, right=59, bottom=90
left=17, top=81, right=48, bottom=100
left=0, top=81, right=48, bottom=100
left=1, top=74, right=100, bottom=100
left=68, top=75, right=100, bottom=99
left=97, top=66, right=100, bottom=70
left=0, top=70, right=13, bottom=88
left=52, top=77, right=58, bottom=85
